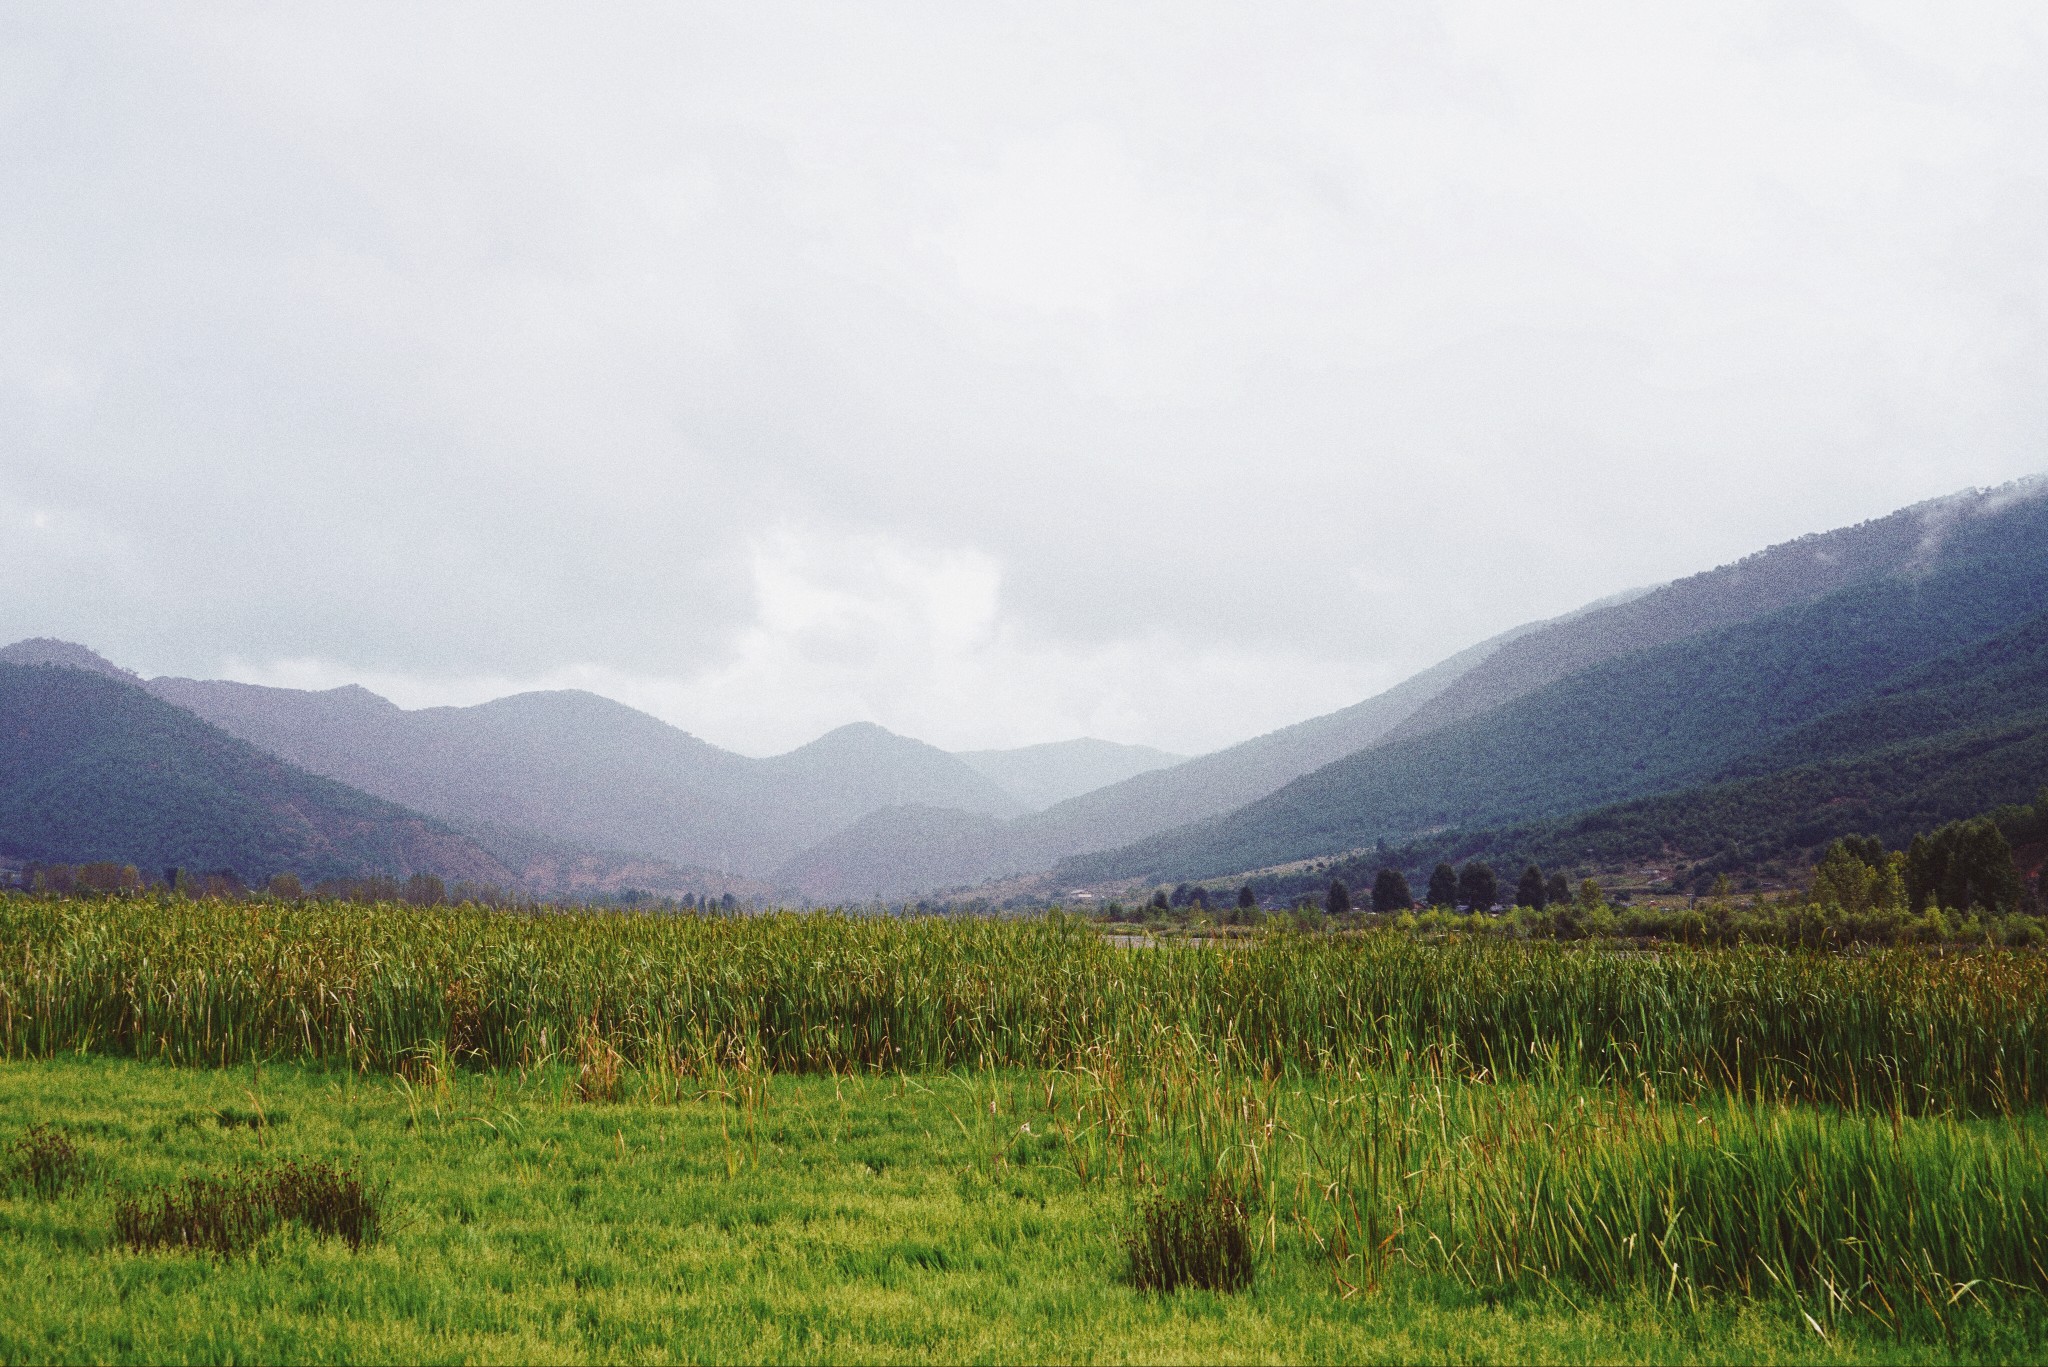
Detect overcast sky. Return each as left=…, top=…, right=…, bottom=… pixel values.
left=4, top=4, right=2046, bottom=755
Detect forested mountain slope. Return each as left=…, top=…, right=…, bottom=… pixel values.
left=1310, top=608, right=2048, bottom=893
left=0, top=662, right=509, bottom=884
left=1060, top=483, right=2048, bottom=886
left=776, top=486, right=2045, bottom=899
left=0, top=637, right=141, bottom=681
left=1384, top=483, right=2036, bottom=743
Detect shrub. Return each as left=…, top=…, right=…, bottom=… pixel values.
left=212, top=1105, right=287, bottom=1130
left=8, top=1123, right=81, bottom=1196
left=1126, top=1179, right=1253, bottom=1294
left=2004, top=917, right=2047, bottom=949
left=115, top=1158, right=377, bottom=1256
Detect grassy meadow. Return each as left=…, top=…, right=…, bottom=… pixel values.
left=4, top=893, right=2048, bottom=1362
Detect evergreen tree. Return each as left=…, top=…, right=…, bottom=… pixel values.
left=1327, top=879, right=1351, bottom=915
left=1237, top=884, right=1257, bottom=910
left=1427, top=862, right=1459, bottom=908
left=1457, top=861, right=1497, bottom=912
left=1372, top=868, right=1412, bottom=912
left=1515, top=864, right=1547, bottom=910
left=1545, top=871, right=1571, bottom=906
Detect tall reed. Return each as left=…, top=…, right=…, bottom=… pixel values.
left=3, top=894, right=2046, bottom=1114
left=1084, top=1044, right=2048, bottom=1329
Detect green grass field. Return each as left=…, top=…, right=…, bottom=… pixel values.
left=5, top=894, right=2048, bottom=1362
left=7, top=1055, right=2029, bottom=1365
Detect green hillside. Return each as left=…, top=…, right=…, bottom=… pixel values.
left=0, top=663, right=508, bottom=884
left=1313, top=715, right=2048, bottom=899
left=1245, top=608, right=2048, bottom=898
left=1060, top=493, right=2048, bottom=886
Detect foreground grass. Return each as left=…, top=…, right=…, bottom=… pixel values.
left=2, top=1057, right=2038, bottom=1364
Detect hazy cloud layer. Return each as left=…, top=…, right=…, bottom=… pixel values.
left=4, top=4, right=2045, bottom=753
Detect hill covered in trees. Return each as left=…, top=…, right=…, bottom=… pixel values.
left=1062, top=482, right=2048, bottom=889
left=0, top=662, right=510, bottom=885
left=1328, top=608, right=2048, bottom=897
left=761, top=484, right=2048, bottom=899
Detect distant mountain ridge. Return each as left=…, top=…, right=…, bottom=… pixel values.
left=0, top=638, right=140, bottom=681
left=0, top=660, right=510, bottom=885
left=17, top=479, right=2043, bottom=904
left=1312, top=608, right=2048, bottom=899
left=1060, top=479, right=2048, bottom=888
left=772, top=621, right=1556, bottom=898
left=778, top=487, right=2048, bottom=899
left=955, top=739, right=1185, bottom=811
left=143, top=679, right=1025, bottom=878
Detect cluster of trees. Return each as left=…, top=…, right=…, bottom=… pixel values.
left=10, top=862, right=257, bottom=897
left=10, top=864, right=490, bottom=907
left=1142, top=882, right=1265, bottom=926
left=1348, top=861, right=1575, bottom=915
left=6, top=860, right=754, bottom=915
left=1810, top=815, right=2034, bottom=916
left=10, top=861, right=146, bottom=894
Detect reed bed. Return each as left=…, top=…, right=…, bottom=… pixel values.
left=3, top=894, right=2045, bottom=1115
left=1068, top=1047, right=2048, bottom=1331
left=7, top=892, right=2047, bottom=1329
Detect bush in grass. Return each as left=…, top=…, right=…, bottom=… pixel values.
left=115, top=1158, right=378, bottom=1256
left=1127, top=1179, right=1253, bottom=1294
left=8, top=1123, right=82, bottom=1196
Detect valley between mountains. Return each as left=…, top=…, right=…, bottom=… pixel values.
left=9, top=477, right=2048, bottom=907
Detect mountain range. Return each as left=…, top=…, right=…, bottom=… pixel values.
left=0, top=637, right=1183, bottom=897
left=7, top=478, right=2048, bottom=901
left=0, top=657, right=510, bottom=886
left=1064, top=481, right=2048, bottom=894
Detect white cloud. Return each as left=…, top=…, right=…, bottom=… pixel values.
left=222, top=523, right=1388, bottom=755
left=4, top=3, right=2046, bottom=753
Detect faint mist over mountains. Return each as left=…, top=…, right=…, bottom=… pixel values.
left=1059, top=479, right=2048, bottom=887
left=0, top=638, right=141, bottom=682
left=142, top=681, right=1023, bottom=879
left=955, top=739, right=1185, bottom=812
left=9, top=479, right=2048, bottom=904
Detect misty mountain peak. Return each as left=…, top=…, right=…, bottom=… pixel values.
left=318, top=683, right=402, bottom=712
left=776, top=721, right=927, bottom=760
left=0, top=638, right=139, bottom=682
